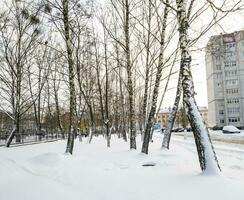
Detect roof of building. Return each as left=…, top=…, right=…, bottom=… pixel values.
left=207, top=30, right=244, bottom=46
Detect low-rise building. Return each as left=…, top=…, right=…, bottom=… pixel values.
left=156, top=107, right=208, bottom=128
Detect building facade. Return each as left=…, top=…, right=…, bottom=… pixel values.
left=206, top=31, right=244, bottom=128
left=156, top=107, right=208, bottom=128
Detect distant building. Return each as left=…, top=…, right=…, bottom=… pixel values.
left=0, top=110, right=36, bottom=130
left=156, top=107, right=208, bottom=128
left=206, top=30, right=244, bottom=128
left=0, top=110, right=12, bottom=129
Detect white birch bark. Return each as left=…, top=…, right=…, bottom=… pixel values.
left=162, top=71, right=182, bottom=149
left=141, top=1, right=169, bottom=154
left=176, top=0, right=220, bottom=173
left=124, top=0, right=136, bottom=149
left=63, top=0, right=76, bottom=154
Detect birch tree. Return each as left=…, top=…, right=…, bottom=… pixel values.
left=124, top=0, right=136, bottom=149
left=141, top=1, right=170, bottom=154
left=161, top=64, right=182, bottom=149
left=43, top=0, right=93, bottom=153
left=0, top=1, right=42, bottom=147
left=158, top=0, right=221, bottom=172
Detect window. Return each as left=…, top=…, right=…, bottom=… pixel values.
left=216, top=64, right=221, bottom=70
left=225, top=52, right=234, bottom=60
left=216, top=72, right=222, bottom=78
left=215, top=56, right=221, bottom=61
left=226, top=79, right=238, bottom=86
left=227, top=98, right=239, bottom=104
left=220, top=119, right=225, bottom=123
left=219, top=110, right=224, bottom=115
left=226, top=89, right=239, bottom=94
left=228, top=117, right=240, bottom=123
left=224, top=61, right=236, bottom=68
left=225, top=70, right=237, bottom=77
left=227, top=107, right=240, bottom=114
left=217, top=82, right=222, bottom=87
left=218, top=101, right=225, bottom=106
left=225, top=42, right=235, bottom=48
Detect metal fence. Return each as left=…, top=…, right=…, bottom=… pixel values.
left=0, top=129, right=67, bottom=147
left=0, top=127, right=119, bottom=147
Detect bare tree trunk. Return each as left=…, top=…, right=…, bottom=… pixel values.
left=116, top=42, right=127, bottom=142
left=162, top=71, right=182, bottom=149
left=87, top=99, right=95, bottom=144
left=6, top=126, right=17, bottom=147
left=176, top=0, right=220, bottom=173
left=105, top=65, right=110, bottom=147
left=63, top=0, right=76, bottom=154
left=103, top=27, right=111, bottom=147
left=6, top=73, right=16, bottom=147
left=1, top=1, right=44, bottom=146
left=142, top=0, right=153, bottom=137
left=53, top=77, right=64, bottom=139
left=142, top=1, right=169, bottom=154
left=124, top=0, right=136, bottom=149
left=37, top=66, right=42, bottom=139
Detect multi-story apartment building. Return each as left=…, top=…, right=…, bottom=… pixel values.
left=206, top=31, right=244, bottom=128
left=156, top=107, right=208, bottom=128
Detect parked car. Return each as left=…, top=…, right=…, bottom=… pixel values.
left=186, top=127, right=192, bottom=132
left=154, top=123, right=161, bottom=130
left=222, top=125, right=241, bottom=134
left=161, top=128, right=165, bottom=133
left=172, top=128, right=184, bottom=132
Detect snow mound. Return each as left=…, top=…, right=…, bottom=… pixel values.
left=223, top=126, right=240, bottom=134
left=28, top=153, right=62, bottom=167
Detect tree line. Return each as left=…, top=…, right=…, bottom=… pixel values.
left=0, top=0, right=243, bottom=173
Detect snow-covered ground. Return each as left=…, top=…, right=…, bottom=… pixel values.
left=0, top=132, right=244, bottom=200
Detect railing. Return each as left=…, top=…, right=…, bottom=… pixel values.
left=0, top=128, right=118, bottom=147
left=0, top=129, right=67, bottom=147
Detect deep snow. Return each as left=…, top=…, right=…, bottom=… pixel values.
left=0, top=131, right=244, bottom=200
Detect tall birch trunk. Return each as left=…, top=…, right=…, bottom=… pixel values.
left=141, top=1, right=169, bottom=154
left=162, top=70, right=182, bottom=149
left=124, top=0, right=136, bottom=149
left=53, top=77, right=64, bottom=139
left=115, top=41, right=127, bottom=141
left=119, top=61, right=127, bottom=142
left=63, top=0, right=76, bottom=154
left=104, top=31, right=110, bottom=147
left=142, top=0, right=153, bottom=136
left=6, top=1, right=22, bottom=146
left=176, top=0, right=220, bottom=173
